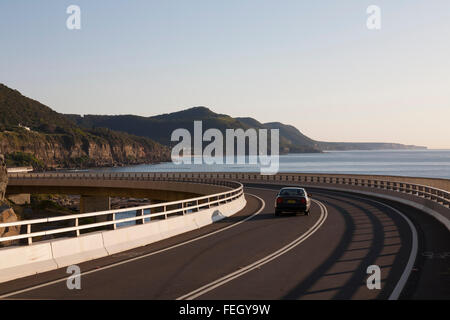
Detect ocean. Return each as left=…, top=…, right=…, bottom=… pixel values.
left=93, top=149, right=450, bottom=180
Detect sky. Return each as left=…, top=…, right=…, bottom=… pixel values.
left=1, top=1, right=449, bottom=149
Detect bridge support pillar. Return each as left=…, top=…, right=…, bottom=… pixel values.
left=80, top=195, right=111, bottom=214
left=80, top=196, right=113, bottom=228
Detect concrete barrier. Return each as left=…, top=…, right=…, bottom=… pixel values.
left=0, top=242, right=57, bottom=283
left=51, top=232, right=109, bottom=268
left=102, top=221, right=163, bottom=255
left=103, top=196, right=246, bottom=255
left=158, top=215, right=196, bottom=239
left=0, top=194, right=246, bottom=283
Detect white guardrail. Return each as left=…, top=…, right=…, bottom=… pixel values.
left=1, top=175, right=244, bottom=246
left=245, top=174, right=450, bottom=207
left=2, top=172, right=449, bottom=247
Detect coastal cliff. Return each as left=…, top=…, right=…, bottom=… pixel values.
left=0, top=154, right=20, bottom=246
left=0, top=84, right=171, bottom=169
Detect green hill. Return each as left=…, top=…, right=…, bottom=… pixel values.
left=67, top=107, right=321, bottom=154
left=67, top=107, right=250, bottom=147
left=0, top=84, right=170, bottom=169
left=68, top=107, right=426, bottom=154
left=0, top=82, right=425, bottom=171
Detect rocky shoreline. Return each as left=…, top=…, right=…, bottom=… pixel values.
left=0, top=154, right=20, bottom=246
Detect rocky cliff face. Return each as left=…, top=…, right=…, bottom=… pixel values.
left=0, top=83, right=171, bottom=169
left=0, top=154, right=7, bottom=201
left=0, top=129, right=170, bottom=169
left=0, top=206, right=20, bottom=247
left=0, top=154, right=20, bottom=246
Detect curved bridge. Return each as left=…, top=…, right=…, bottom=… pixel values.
left=0, top=172, right=449, bottom=300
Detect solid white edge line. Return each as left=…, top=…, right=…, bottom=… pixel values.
left=0, top=193, right=266, bottom=299
left=177, top=199, right=328, bottom=300
left=385, top=204, right=418, bottom=300
left=344, top=195, right=418, bottom=300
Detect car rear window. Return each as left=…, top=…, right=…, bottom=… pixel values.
left=279, top=189, right=305, bottom=196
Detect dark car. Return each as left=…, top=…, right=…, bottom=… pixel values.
left=274, top=187, right=311, bottom=216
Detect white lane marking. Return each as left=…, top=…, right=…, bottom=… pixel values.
left=0, top=194, right=266, bottom=299
left=177, top=199, right=328, bottom=300
left=241, top=185, right=419, bottom=300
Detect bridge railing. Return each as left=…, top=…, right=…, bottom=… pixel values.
left=4, top=172, right=449, bottom=246
left=8, top=171, right=450, bottom=207
left=0, top=177, right=244, bottom=246
left=8, top=172, right=450, bottom=207
left=225, top=173, right=449, bottom=208
left=100, top=172, right=448, bottom=209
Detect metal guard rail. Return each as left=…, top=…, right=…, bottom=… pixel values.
left=4, top=172, right=449, bottom=245
left=1, top=176, right=244, bottom=245
left=173, top=172, right=449, bottom=208
left=8, top=172, right=450, bottom=207
left=250, top=174, right=450, bottom=208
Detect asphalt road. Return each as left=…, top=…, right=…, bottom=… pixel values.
left=0, top=184, right=448, bottom=300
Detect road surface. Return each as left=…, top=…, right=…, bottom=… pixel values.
left=0, top=184, right=449, bottom=300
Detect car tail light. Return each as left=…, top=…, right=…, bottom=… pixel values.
left=300, top=198, right=306, bottom=204
left=276, top=197, right=283, bottom=204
